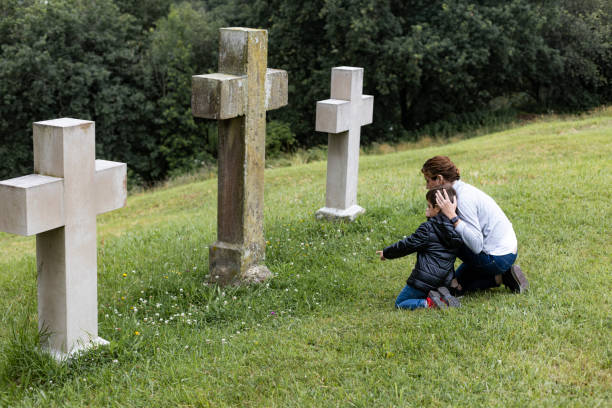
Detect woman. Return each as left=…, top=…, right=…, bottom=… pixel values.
left=421, top=156, right=529, bottom=294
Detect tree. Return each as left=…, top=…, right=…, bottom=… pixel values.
left=0, top=0, right=152, bottom=182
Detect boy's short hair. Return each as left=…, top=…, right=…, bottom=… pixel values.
left=426, top=184, right=457, bottom=208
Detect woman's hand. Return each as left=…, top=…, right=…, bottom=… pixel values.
left=435, top=189, right=458, bottom=220
left=376, top=250, right=386, bottom=261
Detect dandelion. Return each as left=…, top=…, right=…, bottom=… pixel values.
left=134, top=331, right=140, bottom=336
left=122, top=273, right=127, bottom=277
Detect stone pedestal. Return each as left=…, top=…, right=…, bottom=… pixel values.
left=315, top=67, right=373, bottom=221
left=0, top=118, right=127, bottom=359
left=192, top=28, right=288, bottom=285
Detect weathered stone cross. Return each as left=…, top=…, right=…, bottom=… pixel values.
left=192, top=28, right=287, bottom=285
left=0, top=118, right=126, bottom=359
left=315, top=67, right=373, bottom=221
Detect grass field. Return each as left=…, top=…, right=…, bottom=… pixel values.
left=1, top=108, right=611, bottom=407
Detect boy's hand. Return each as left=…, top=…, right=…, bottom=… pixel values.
left=435, top=189, right=458, bottom=220
left=376, top=250, right=386, bottom=261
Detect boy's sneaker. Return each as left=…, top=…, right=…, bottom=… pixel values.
left=502, top=265, right=530, bottom=293
left=437, top=287, right=461, bottom=307
left=427, top=290, right=448, bottom=309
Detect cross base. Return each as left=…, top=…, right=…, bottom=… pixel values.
left=239, top=264, right=273, bottom=285
left=315, top=205, right=365, bottom=222
left=209, top=241, right=271, bottom=285
left=45, top=336, right=109, bottom=362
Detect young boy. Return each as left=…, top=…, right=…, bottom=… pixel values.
left=376, top=185, right=463, bottom=309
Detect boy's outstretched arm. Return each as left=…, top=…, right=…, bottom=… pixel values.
left=381, top=223, right=429, bottom=260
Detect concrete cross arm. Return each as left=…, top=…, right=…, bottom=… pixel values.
left=0, top=161, right=126, bottom=236
left=95, top=160, right=127, bottom=215
left=264, top=69, right=288, bottom=111
left=192, top=68, right=288, bottom=120
left=0, top=174, right=64, bottom=236
left=315, top=94, right=374, bottom=134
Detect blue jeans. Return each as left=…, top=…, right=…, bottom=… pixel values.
left=395, top=284, right=428, bottom=310
left=455, top=246, right=517, bottom=293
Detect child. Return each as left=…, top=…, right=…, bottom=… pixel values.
left=376, top=185, right=463, bottom=309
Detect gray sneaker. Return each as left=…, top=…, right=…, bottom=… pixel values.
left=503, top=265, right=529, bottom=293
left=437, top=286, right=461, bottom=307
left=427, top=290, right=448, bottom=309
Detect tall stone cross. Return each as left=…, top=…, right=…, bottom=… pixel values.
left=192, top=27, right=288, bottom=285
left=315, top=67, right=373, bottom=221
left=0, top=118, right=127, bottom=359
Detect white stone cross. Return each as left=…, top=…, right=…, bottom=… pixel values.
left=192, top=28, right=287, bottom=285
left=315, top=66, right=373, bottom=221
left=0, top=118, right=127, bottom=359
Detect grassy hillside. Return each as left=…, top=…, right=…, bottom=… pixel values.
left=1, top=108, right=611, bottom=407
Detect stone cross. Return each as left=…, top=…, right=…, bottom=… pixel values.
left=315, top=67, right=373, bottom=221
left=0, top=118, right=127, bottom=359
left=192, top=27, right=288, bottom=285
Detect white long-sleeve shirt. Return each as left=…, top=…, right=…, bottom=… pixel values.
left=453, top=180, right=517, bottom=256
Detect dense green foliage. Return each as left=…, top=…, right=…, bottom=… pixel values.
left=1, top=0, right=610, bottom=184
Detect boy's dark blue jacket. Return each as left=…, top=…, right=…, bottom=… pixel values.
left=382, top=214, right=463, bottom=292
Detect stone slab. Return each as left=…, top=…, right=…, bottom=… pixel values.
left=315, top=205, right=365, bottom=222
left=192, top=69, right=287, bottom=120
left=95, top=160, right=127, bottom=215
left=265, top=68, right=288, bottom=111
left=46, top=336, right=109, bottom=362
left=0, top=175, right=64, bottom=236
left=315, top=99, right=351, bottom=134
left=192, top=73, right=246, bottom=120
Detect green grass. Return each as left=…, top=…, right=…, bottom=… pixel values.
left=0, top=107, right=611, bottom=407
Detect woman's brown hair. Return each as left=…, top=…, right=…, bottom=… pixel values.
left=421, top=156, right=460, bottom=182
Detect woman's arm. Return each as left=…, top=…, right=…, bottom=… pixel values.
left=436, top=190, right=484, bottom=254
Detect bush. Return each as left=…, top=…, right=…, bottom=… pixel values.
left=266, top=120, right=296, bottom=159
